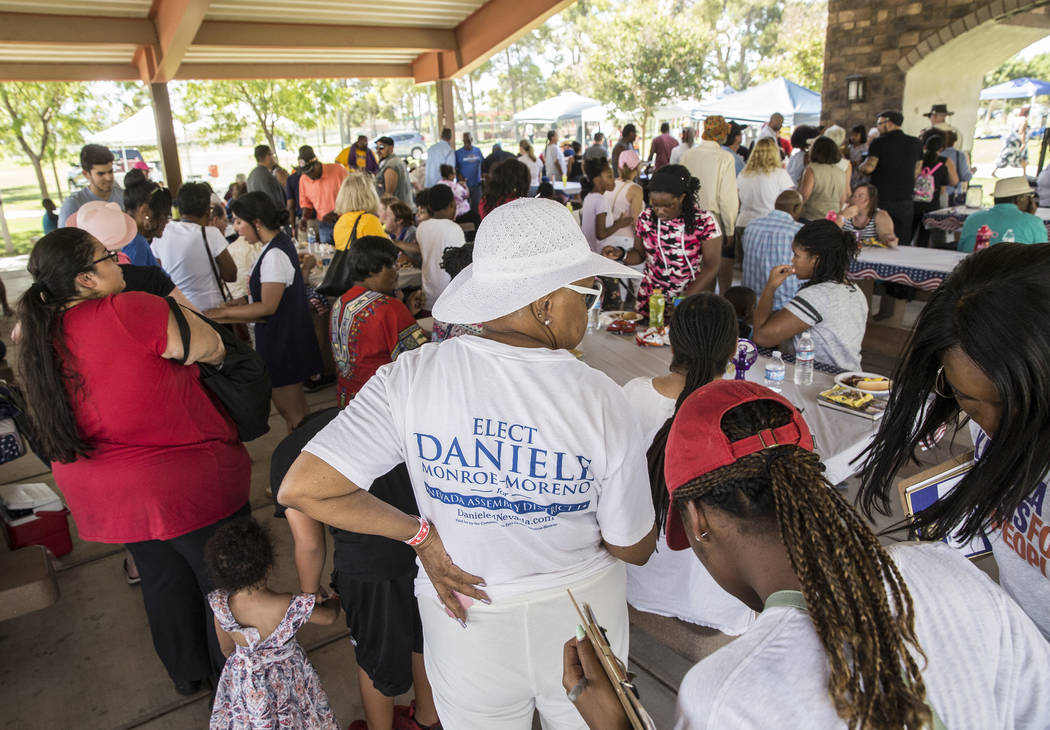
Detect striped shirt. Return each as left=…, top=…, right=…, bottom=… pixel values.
left=741, top=210, right=802, bottom=311
left=784, top=281, right=868, bottom=371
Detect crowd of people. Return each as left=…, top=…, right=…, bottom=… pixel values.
left=8, top=106, right=1050, bottom=730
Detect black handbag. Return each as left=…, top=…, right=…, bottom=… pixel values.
left=165, top=297, right=272, bottom=441
left=316, top=213, right=361, bottom=297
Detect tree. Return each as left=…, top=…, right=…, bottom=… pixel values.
left=179, top=80, right=318, bottom=152
left=984, top=53, right=1050, bottom=87
left=756, top=0, right=827, bottom=90
left=696, top=0, right=783, bottom=91
left=0, top=82, right=93, bottom=200
left=586, top=0, right=709, bottom=149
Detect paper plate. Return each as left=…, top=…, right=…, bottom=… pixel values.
left=834, top=371, right=892, bottom=397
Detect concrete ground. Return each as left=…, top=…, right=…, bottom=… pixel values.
left=0, top=265, right=983, bottom=729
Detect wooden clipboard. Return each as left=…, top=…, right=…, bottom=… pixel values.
left=567, top=589, right=655, bottom=730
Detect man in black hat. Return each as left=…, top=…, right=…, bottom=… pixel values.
left=296, top=144, right=348, bottom=244
left=920, top=103, right=960, bottom=146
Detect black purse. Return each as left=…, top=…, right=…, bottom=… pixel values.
left=316, top=213, right=361, bottom=297
left=165, top=298, right=272, bottom=441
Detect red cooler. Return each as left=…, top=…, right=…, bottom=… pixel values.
left=0, top=483, right=72, bottom=557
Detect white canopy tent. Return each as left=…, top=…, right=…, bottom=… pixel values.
left=87, top=108, right=189, bottom=146
left=514, top=92, right=603, bottom=140
left=691, top=77, right=821, bottom=127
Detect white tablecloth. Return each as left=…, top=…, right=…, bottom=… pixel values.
left=578, top=330, right=878, bottom=485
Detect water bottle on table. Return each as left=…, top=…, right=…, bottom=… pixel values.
left=764, top=351, right=786, bottom=392
left=794, top=330, right=814, bottom=385
left=1002, top=228, right=1015, bottom=243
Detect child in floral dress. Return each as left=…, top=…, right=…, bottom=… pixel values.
left=205, top=518, right=341, bottom=729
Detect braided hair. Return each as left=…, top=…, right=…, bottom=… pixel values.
left=673, top=398, right=930, bottom=730
left=648, top=164, right=702, bottom=234
left=646, top=293, right=738, bottom=529
left=794, top=219, right=857, bottom=288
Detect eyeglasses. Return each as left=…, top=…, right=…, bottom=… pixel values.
left=563, top=279, right=603, bottom=309
left=932, top=366, right=953, bottom=398
left=91, top=251, right=120, bottom=266
left=375, top=144, right=386, bottom=151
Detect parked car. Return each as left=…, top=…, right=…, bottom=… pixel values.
left=66, top=148, right=146, bottom=190
left=372, top=131, right=425, bottom=160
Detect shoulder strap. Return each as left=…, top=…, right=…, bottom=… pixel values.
left=200, top=226, right=231, bottom=303
left=165, top=297, right=192, bottom=366
left=350, top=212, right=362, bottom=247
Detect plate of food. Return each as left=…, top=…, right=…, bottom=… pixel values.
left=600, top=310, right=643, bottom=326
left=834, top=372, right=892, bottom=396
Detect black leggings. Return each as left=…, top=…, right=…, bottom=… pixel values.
left=125, top=503, right=250, bottom=683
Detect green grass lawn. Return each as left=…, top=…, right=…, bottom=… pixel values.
left=2, top=183, right=51, bottom=256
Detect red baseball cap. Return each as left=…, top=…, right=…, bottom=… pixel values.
left=663, top=380, right=814, bottom=550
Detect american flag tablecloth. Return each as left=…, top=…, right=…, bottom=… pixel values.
left=849, top=246, right=969, bottom=291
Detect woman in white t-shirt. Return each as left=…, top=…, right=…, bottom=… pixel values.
left=205, top=192, right=322, bottom=430
left=280, top=198, right=656, bottom=730
left=518, top=139, right=542, bottom=187
left=564, top=380, right=1050, bottom=730
left=736, top=137, right=795, bottom=234
left=150, top=181, right=237, bottom=312
left=860, top=243, right=1050, bottom=640
left=751, top=220, right=867, bottom=371
left=622, top=293, right=754, bottom=635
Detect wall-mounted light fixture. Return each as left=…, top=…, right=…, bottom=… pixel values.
left=847, top=74, right=866, bottom=103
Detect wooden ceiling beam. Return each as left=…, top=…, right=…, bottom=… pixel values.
left=172, top=62, right=414, bottom=80
left=149, top=0, right=212, bottom=82
left=0, top=13, right=157, bottom=45
left=0, top=63, right=140, bottom=81
left=193, top=21, right=456, bottom=52
left=454, top=0, right=574, bottom=75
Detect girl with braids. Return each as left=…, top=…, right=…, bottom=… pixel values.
left=600, top=164, right=722, bottom=319
left=751, top=219, right=867, bottom=370
left=860, top=243, right=1050, bottom=638
left=122, top=167, right=171, bottom=266
left=17, top=228, right=250, bottom=696
left=564, top=379, right=1050, bottom=729
left=623, top=293, right=754, bottom=634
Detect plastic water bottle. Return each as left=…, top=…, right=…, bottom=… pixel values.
left=794, top=331, right=815, bottom=386
left=1002, top=228, right=1015, bottom=243
left=307, top=227, right=317, bottom=246
left=764, top=351, right=787, bottom=392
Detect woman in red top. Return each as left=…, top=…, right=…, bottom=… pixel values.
left=17, top=228, right=250, bottom=696
left=478, top=158, right=531, bottom=219
left=330, top=236, right=428, bottom=406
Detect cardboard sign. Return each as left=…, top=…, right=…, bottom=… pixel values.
left=897, top=450, right=992, bottom=559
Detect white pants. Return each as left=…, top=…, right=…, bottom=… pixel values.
left=420, top=562, right=628, bottom=730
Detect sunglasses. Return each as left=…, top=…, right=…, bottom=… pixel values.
left=91, top=250, right=120, bottom=266
left=563, top=279, right=603, bottom=309
left=375, top=144, right=387, bottom=151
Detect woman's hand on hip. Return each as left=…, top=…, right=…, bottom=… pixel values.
left=414, top=524, right=489, bottom=622
left=562, top=636, right=631, bottom=730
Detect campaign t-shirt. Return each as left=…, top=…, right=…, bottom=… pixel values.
left=581, top=192, right=611, bottom=253
left=972, top=424, right=1050, bottom=638
left=304, top=335, right=656, bottom=601
left=622, top=377, right=755, bottom=635
left=784, top=281, right=867, bottom=371
left=150, top=220, right=231, bottom=311
left=415, top=218, right=465, bottom=309
left=673, top=543, right=1050, bottom=729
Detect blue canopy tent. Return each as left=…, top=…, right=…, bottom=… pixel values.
left=691, top=77, right=821, bottom=127
left=979, top=77, right=1050, bottom=100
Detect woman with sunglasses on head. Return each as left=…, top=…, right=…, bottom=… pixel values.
left=860, top=242, right=1050, bottom=639
left=17, top=228, right=251, bottom=697
left=601, top=164, right=722, bottom=319
left=280, top=198, right=657, bottom=730
left=564, top=379, right=1050, bottom=729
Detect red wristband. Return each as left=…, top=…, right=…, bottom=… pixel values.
left=405, top=516, right=430, bottom=546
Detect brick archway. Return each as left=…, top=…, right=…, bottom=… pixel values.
left=822, top=0, right=1050, bottom=129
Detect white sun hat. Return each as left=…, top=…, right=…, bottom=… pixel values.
left=432, top=197, right=641, bottom=324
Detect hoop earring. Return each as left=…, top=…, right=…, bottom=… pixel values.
left=696, top=531, right=708, bottom=540
left=932, top=366, right=952, bottom=398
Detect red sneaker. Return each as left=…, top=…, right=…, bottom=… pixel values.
left=394, top=702, right=442, bottom=730
left=348, top=721, right=368, bottom=730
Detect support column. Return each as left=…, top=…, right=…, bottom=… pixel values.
left=436, top=79, right=455, bottom=140
left=149, top=82, right=183, bottom=194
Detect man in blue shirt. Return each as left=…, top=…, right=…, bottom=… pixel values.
left=455, top=132, right=484, bottom=214
left=425, top=127, right=455, bottom=188
left=742, top=190, right=804, bottom=311
left=958, top=176, right=1049, bottom=252
left=59, top=144, right=124, bottom=226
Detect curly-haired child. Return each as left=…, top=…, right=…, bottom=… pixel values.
left=204, top=517, right=341, bottom=729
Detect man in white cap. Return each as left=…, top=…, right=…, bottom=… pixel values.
left=958, top=176, right=1049, bottom=252
left=281, top=198, right=656, bottom=730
